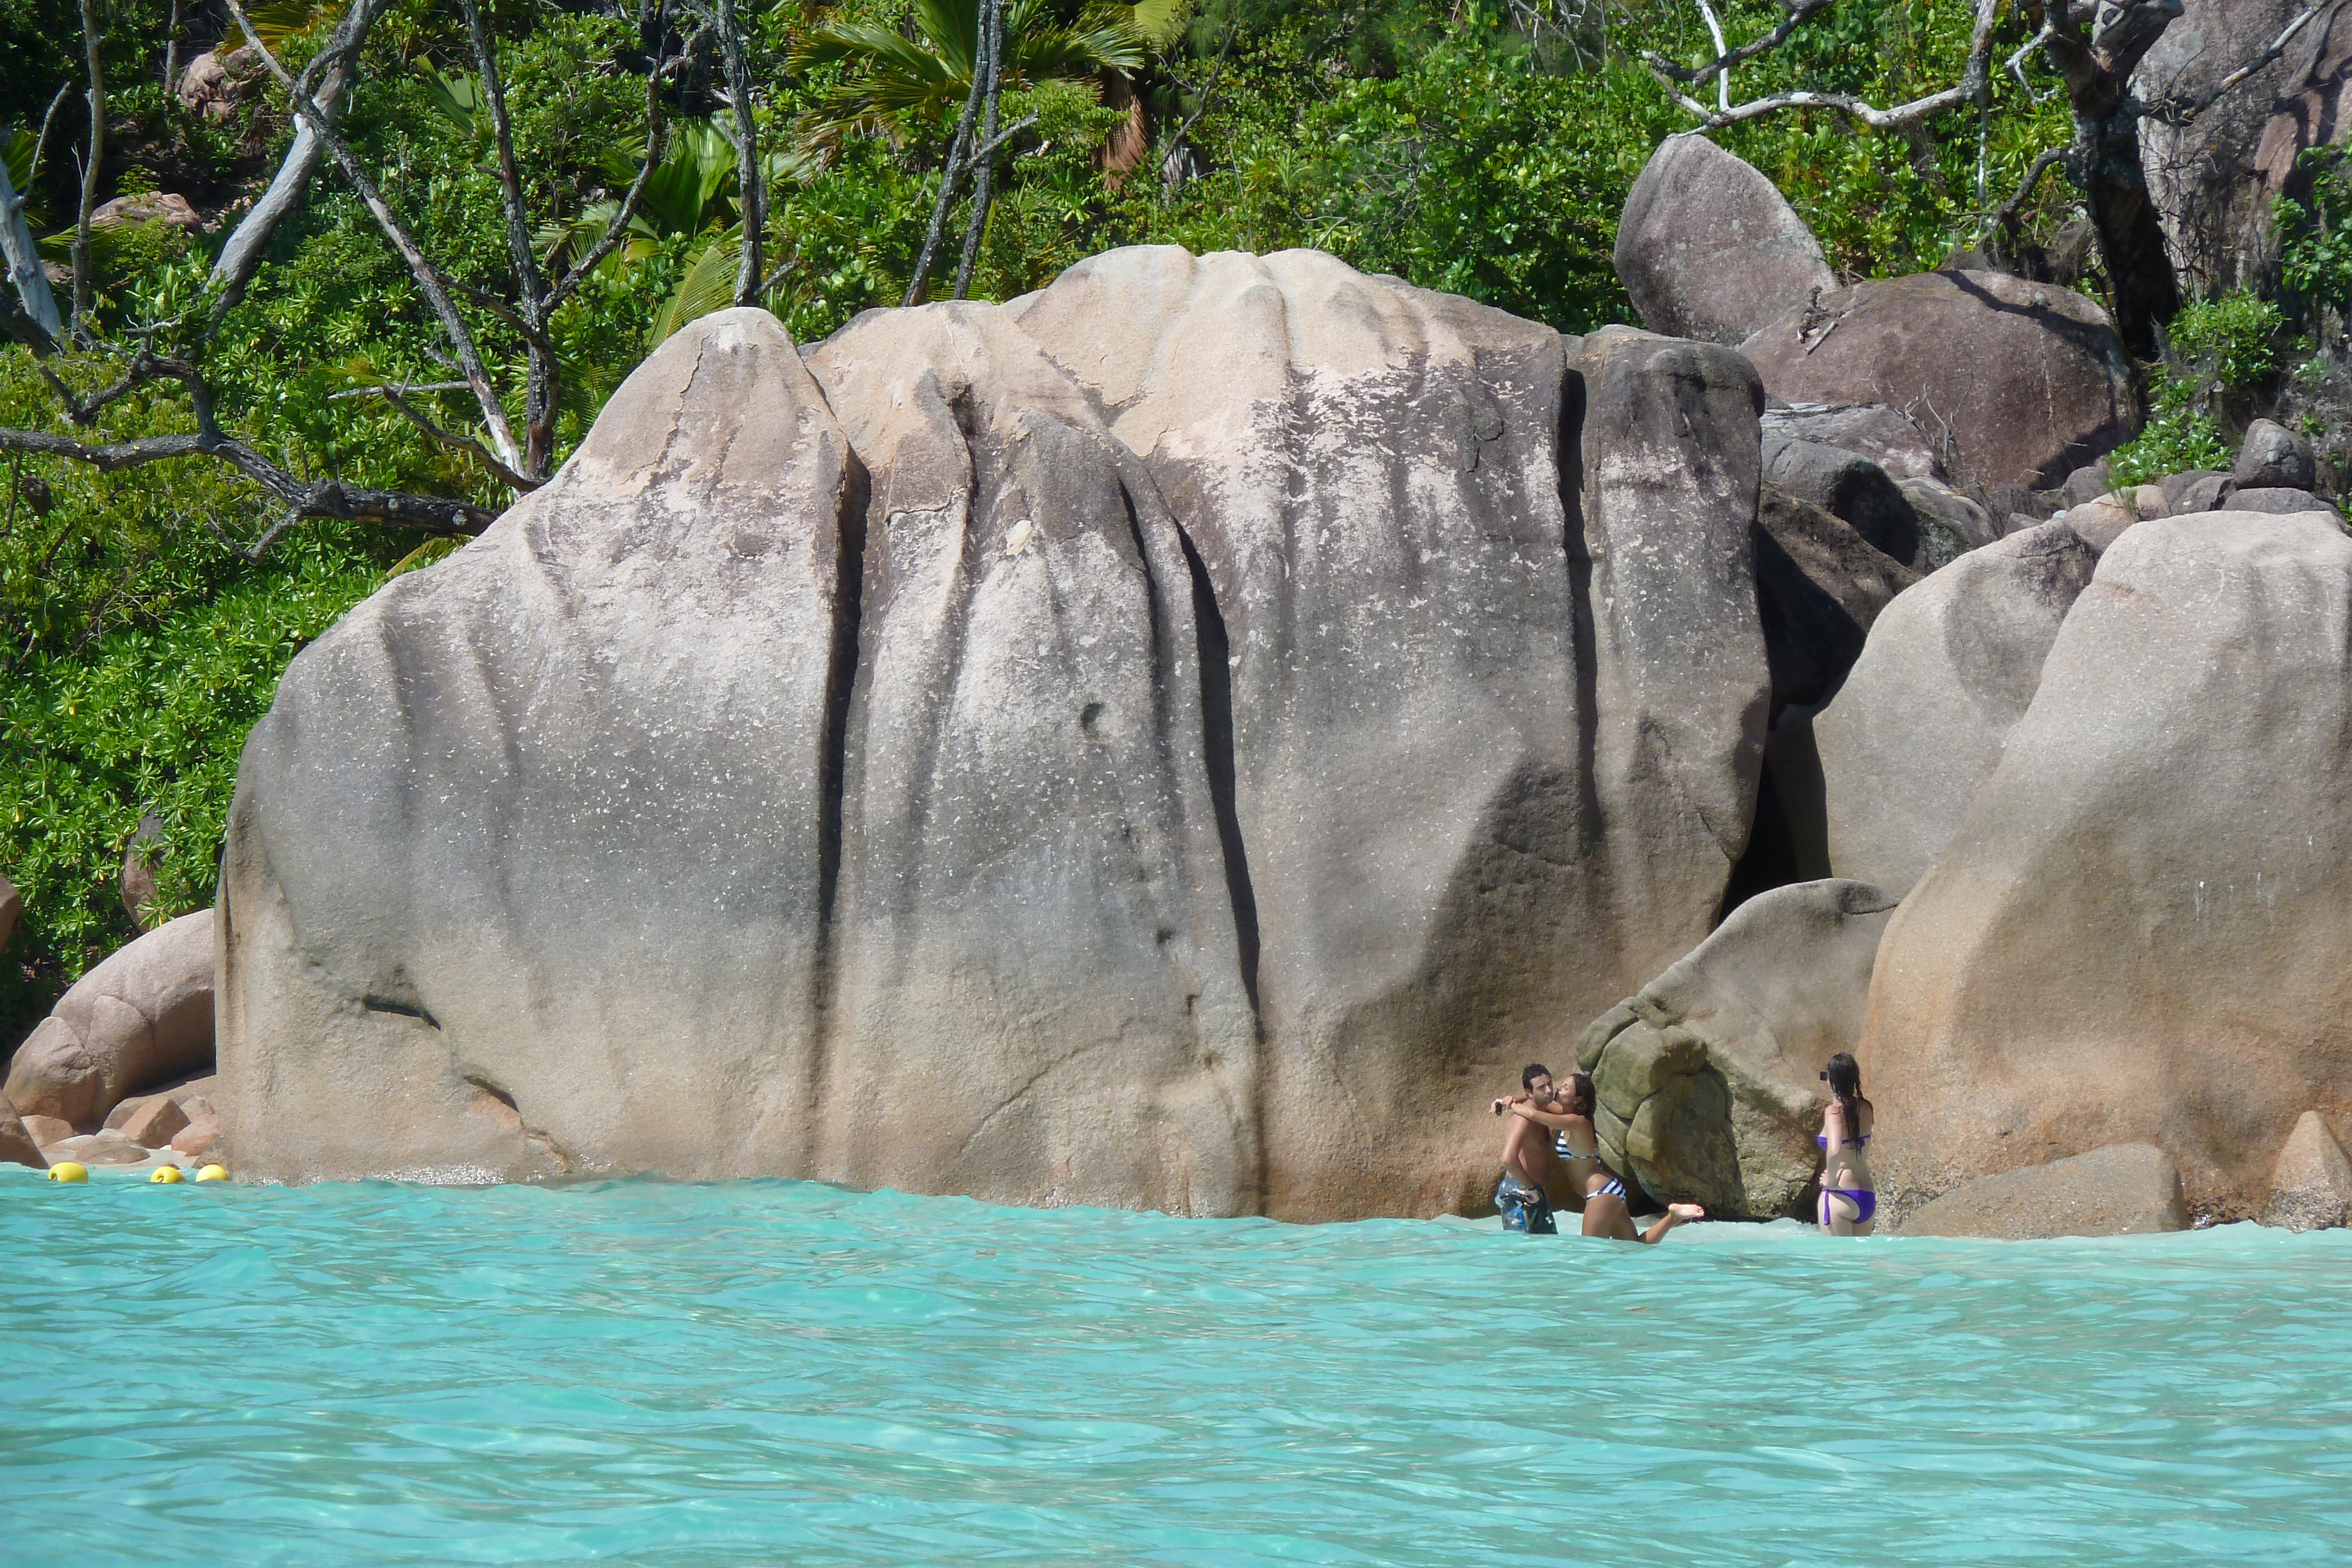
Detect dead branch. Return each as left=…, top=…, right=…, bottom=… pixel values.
left=1644, top=0, right=2002, bottom=132
left=226, top=0, right=531, bottom=482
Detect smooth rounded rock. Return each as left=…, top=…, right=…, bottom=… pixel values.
left=1809, top=521, right=2099, bottom=897
left=2234, top=419, right=2320, bottom=492
left=2, top=911, right=215, bottom=1126
left=1860, top=513, right=2352, bottom=1221
left=1612, top=135, right=1836, bottom=346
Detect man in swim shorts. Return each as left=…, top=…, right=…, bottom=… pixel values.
left=1490, top=1064, right=1566, bottom=1233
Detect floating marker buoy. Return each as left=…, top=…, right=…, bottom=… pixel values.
left=195, top=1165, right=228, bottom=1182
left=151, top=1165, right=185, bottom=1183
left=48, top=1162, right=88, bottom=1182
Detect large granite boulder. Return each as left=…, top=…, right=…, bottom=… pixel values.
left=1860, top=511, right=2352, bottom=1222
left=1576, top=878, right=1896, bottom=1219
left=799, top=303, right=1258, bottom=1214
left=222, top=309, right=863, bottom=1186
left=222, top=248, right=1775, bottom=1217
left=4, top=910, right=215, bottom=1126
left=1738, top=270, right=2138, bottom=491
left=1012, top=262, right=1770, bottom=1218
left=1900, top=1143, right=2189, bottom=1239
left=1612, top=135, right=1836, bottom=346
left=1806, top=521, right=2099, bottom=897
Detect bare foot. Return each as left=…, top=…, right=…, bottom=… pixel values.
left=1638, top=1202, right=1705, bottom=1244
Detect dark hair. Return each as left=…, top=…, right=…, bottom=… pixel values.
left=1522, top=1063, right=1551, bottom=1091
left=1824, top=1053, right=1867, bottom=1144
left=1562, top=1072, right=1596, bottom=1119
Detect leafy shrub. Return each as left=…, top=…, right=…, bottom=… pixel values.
left=2278, top=146, right=2352, bottom=317
left=2167, top=292, right=2284, bottom=390
left=2107, top=381, right=2232, bottom=487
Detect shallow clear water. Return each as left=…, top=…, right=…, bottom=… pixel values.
left=5, top=1171, right=2349, bottom=1566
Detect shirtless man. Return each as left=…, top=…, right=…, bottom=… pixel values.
left=1490, top=1064, right=1568, bottom=1232
left=1495, top=1071, right=1705, bottom=1243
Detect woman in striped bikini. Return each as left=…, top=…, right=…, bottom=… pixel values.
left=1499, top=1074, right=1703, bottom=1243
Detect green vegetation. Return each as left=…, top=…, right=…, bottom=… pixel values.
left=0, top=0, right=2120, bottom=1039
left=2109, top=293, right=2286, bottom=486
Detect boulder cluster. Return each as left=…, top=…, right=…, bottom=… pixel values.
left=6, top=132, right=2350, bottom=1239
left=1576, top=133, right=2352, bottom=1236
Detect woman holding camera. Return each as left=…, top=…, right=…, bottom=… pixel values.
left=1817, top=1052, right=1876, bottom=1235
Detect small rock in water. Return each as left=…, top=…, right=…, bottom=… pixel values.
left=170, top=1115, right=220, bottom=1158
left=46, top=1131, right=154, bottom=1166
left=118, top=1096, right=191, bottom=1149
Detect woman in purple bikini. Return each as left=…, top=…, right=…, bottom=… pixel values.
left=1817, top=1052, right=1876, bottom=1235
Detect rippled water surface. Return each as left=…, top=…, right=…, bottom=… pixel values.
left=5, top=1171, right=2350, bottom=1566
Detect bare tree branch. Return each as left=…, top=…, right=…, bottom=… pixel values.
left=458, top=0, right=559, bottom=475
left=702, top=0, right=766, bottom=306
left=1645, top=0, right=2002, bottom=131
left=72, top=0, right=105, bottom=330
left=375, top=387, right=536, bottom=492
left=953, top=0, right=1005, bottom=300
left=226, top=0, right=532, bottom=483
left=905, top=6, right=992, bottom=306
left=1643, top=0, right=1832, bottom=88
left=211, top=0, right=396, bottom=313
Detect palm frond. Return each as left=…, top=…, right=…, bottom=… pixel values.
left=647, top=230, right=743, bottom=349
left=1123, top=0, right=1191, bottom=51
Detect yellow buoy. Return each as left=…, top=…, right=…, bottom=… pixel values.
left=151, top=1165, right=185, bottom=1183
left=47, top=1162, right=89, bottom=1183
left=195, top=1165, right=229, bottom=1182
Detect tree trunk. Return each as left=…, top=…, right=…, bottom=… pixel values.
left=0, top=159, right=63, bottom=343
left=2076, top=105, right=2180, bottom=359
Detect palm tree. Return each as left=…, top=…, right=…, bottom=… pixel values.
left=794, top=0, right=1184, bottom=302
left=794, top=0, right=1168, bottom=155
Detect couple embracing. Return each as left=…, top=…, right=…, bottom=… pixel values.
left=1489, top=1065, right=1703, bottom=1243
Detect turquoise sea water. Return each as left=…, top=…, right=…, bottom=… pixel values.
left=4, top=1171, right=2349, bottom=1567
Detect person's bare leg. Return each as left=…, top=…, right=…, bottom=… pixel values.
left=1582, top=1193, right=1638, bottom=1241
left=1636, top=1203, right=1704, bottom=1244
left=1819, top=1190, right=1859, bottom=1236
